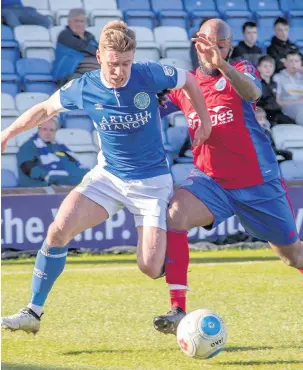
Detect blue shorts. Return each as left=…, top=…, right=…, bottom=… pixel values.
left=180, top=168, right=299, bottom=246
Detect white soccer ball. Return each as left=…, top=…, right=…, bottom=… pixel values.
left=176, top=308, right=227, bottom=359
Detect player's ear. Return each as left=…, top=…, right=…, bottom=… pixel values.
left=96, top=49, right=102, bottom=65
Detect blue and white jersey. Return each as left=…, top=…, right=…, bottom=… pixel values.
left=50, top=62, right=186, bottom=179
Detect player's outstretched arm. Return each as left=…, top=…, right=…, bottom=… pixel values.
left=182, top=71, right=212, bottom=146
left=1, top=93, right=60, bottom=153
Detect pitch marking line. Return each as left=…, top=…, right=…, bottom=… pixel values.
left=2, top=260, right=276, bottom=276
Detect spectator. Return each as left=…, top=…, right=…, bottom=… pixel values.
left=255, top=106, right=292, bottom=163
left=17, top=119, right=89, bottom=187
left=267, top=17, right=302, bottom=73
left=52, top=8, right=99, bottom=83
left=274, top=51, right=303, bottom=126
left=257, top=55, right=295, bottom=125
left=1, top=0, right=51, bottom=28
left=231, top=21, right=263, bottom=66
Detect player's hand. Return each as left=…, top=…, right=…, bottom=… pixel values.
left=192, top=34, right=224, bottom=69
left=192, top=121, right=209, bottom=146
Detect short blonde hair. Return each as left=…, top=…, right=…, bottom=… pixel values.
left=99, top=20, right=136, bottom=52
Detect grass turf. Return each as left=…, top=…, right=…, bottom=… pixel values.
left=2, top=249, right=303, bottom=370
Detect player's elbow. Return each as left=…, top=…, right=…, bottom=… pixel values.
left=249, top=86, right=261, bottom=102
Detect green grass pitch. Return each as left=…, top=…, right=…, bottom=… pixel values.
left=2, top=249, right=303, bottom=370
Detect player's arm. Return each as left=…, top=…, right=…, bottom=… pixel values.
left=182, top=71, right=212, bottom=146
left=193, top=35, right=261, bottom=102
left=1, top=92, right=62, bottom=153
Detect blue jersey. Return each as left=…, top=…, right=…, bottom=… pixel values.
left=54, top=62, right=185, bottom=179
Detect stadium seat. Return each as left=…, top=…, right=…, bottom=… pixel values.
left=15, top=92, right=49, bottom=113
left=151, top=0, right=188, bottom=28
left=289, top=17, right=303, bottom=42
left=5, top=137, right=19, bottom=154
left=1, top=25, right=20, bottom=63
left=247, top=0, right=283, bottom=18
left=279, top=160, right=303, bottom=180
left=1, top=168, right=18, bottom=188
left=22, top=0, right=54, bottom=26
left=216, top=0, right=252, bottom=18
left=226, top=18, right=250, bottom=43
left=279, top=0, right=303, bottom=17
left=50, top=26, right=65, bottom=45
left=62, top=110, right=94, bottom=133
left=175, top=156, right=193, bottom=163
left=183, top=0, right=220, bottom=27
left=289, top=149, right=303, bottom=161
left=92, top=130, right=101, bottom=149
left=1, top=59, right=21, bottom=97
left=129, top=26, right=160, bottom=61
left=271, top=124, right=303, bottom=150
left=257, top=18, right=276, bottom=43
left=166, top=112, right=188, bottom=127
left=56, top=129, right=96, bottom=153
left=165, top=126, right=188, bottom=153
left=1, top=94, right=19, bottom=129
left=48, top=0, right=82, bottom=25
left=15, top=128, right=38, bottom=147
left=160, top=57, right=193, bottom=70
left=16, top=58, right=56, bottom=94
left=73, top=152, right=97, bottom=169
left=14, top=25, right=54, bottom=62
left=119, top=0, right=155, bottom=29
left=154, top=26, right=190, bottom=60
left=2, top=93, right=17, bottom=111
left=171, top=163, right=194, bottom=184
left=83, top=0, right=122, bottom=28
left=1, top=154, right=18, bottom=178
left=1, top=116, right=18, bottom=131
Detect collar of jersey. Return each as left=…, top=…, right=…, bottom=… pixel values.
left=100, top=71, right=130, bottom=89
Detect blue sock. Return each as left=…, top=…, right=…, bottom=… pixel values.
left=30, top=240, right=68, bottom=307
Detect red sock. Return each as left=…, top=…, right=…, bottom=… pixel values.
left=165, top=229, right=189, bottom=311
left=297, top=268, right=303, bottom=274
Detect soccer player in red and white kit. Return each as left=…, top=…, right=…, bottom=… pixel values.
left=154, top=18, right=303, bottom=335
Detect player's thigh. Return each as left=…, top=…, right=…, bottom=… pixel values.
left=168, top=172, right=234, bottom=230
left=49, top=190, right=109, bottom=240
left=136, top=225, right=167, bottom=278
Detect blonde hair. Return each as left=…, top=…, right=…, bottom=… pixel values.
left=99, top=20, right=136, bottom=52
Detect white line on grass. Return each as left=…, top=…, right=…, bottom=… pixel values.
left=2, top=260, right=276, bottom=276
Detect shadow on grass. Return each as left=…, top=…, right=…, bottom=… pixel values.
left=225, top=345, right=303, bottom=352
left=3, top=255, right=279, bottom=267
left=63, top=348, right=178, bottom=356
left=2, top=364, right=76, bottom=370
left=220, top=360, right=303, bottom=366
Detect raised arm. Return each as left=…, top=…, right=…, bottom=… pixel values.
left=1, top=93, right=61, bottom=153
left=182, top=71, right=212, bottom=146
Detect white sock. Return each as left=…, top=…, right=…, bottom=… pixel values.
left=168, top=284, right=188, bottom=290
left=27, top=303, right=43, bottom=317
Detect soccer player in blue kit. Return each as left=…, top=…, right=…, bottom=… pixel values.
left=1, top=21, right=212, bottom=335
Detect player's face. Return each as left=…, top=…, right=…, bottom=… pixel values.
left=274, top=23, right=289, bottom=42
left=38, top=120, right=57, bottom=143
left=198, top=39, right=231, bottom=71
left=244, top=27, right=257, bottom=46
left=97, top=49, right=134, bottom=88
left=285, top=54, right=302, bottom=74
left=258, top=61, right=274, bottom=79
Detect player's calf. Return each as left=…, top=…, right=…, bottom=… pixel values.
left=269, top=239, right=303, bottom=271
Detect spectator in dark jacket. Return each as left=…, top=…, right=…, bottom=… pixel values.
left=2, top=0, right=50, bottom=28
left=53, top=8, right=99, bottom=83
left=17, top=119, right=89, bottom=187
left=267, top=17, right=302, bottom=73
left=231, top=21, right=263, bottom=66
left=257, top=55, right=295, bottom=125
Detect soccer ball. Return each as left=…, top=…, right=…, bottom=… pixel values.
left=176, top=308, right=227, bottom=359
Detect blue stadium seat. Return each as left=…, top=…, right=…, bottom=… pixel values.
left=280, top=0, right=303, bottom=17
left=279, top=160, right=303, bottom=181
left=1, top=25, right=20, bottom=62
left=1, top=169, right=18, bottom=188
left=247, top=0, right=283, bottom=18
left=16, top=58, right=56, bottom=94
left=289, top=18, right=303, bottom=42
left=171, top=163, right=194, bottom=184
left=151, top=0, right=184, bottom=11
left=257, top=18, right=276, bottom=43
left=61, top=110, right=95, bottom=133
left=1, top=59, right=21, bottom=97
left=184, top=0, right=220, bottom=26
left=216, top=0, right=252, bottom=18
left=150, top=0, right=188, bottom=28
left=226, top=18, right=250, bottom=42
left=119, top=0, right=155, bottom=29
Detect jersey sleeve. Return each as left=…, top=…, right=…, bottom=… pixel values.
left=144, top=62, right=186, bottom=92
left=48, top=77, right=85, bottom=112
left=234, top=60, right=262, bottom=100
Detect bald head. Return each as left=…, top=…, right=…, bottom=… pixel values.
left=199, top=18, right=232, bottom=43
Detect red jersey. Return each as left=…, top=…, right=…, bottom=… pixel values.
left=168, top=60, right=279, bottom=189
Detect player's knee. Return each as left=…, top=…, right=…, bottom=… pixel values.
left=167, top=202, right=190, bottom=230
left=46, top=222, right=71, bottom=247
left=138, top=259, right=163, bottom=279
left=281, top=254, right=302, bottom=268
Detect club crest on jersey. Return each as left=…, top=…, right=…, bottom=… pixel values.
left=134, top=92, right=150, bottom=110
left=215, top=77, right=226, bottom=91
left=162, top=65, right=175, bottom=77
left=61, top=80, right=74, bottom=91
